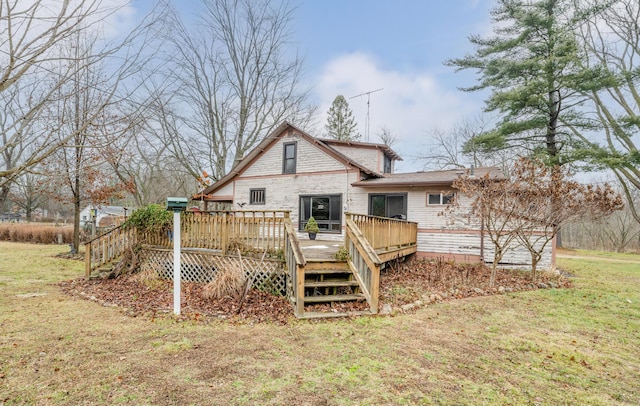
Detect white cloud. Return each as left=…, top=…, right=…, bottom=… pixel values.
left=314, top=52, right=482, bottom=171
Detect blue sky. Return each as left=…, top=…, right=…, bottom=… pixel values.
left=125, top=0, right=496, bottom=172
left=289, top=0, right=494, bottom=171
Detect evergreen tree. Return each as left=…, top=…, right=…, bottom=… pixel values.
left=324, top=95, right=360, bottom=141
left=447, top=0, right=611, bottom=166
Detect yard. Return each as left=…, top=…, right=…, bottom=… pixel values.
left=1, top=241, right=639, bottom=405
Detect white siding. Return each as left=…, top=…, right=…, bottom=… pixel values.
left=242, top=134, right=344, bottom=178
left=234, top=170, right=360, bottom=226
left=417, top=230, right=553, bottom=270
left=329, top=145, right=382, bottom=173
left=216, top=182, right=234, bottom=197
left=207, top=128, right=554, bottom=270
left=352, top=185, right=554, bottom=270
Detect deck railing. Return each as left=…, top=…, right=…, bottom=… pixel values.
left=348, top=212, right=418, bottom=252
left=85, top=224, right=138, bottom=277
left=283, top=214, right=306, bottom=317
left=345, top=214, right=384, bottom=313
left=85, top=210, right=290, bottom=277
left=140, top=210, right=287, bottom=253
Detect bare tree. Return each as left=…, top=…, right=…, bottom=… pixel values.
left=9, top=173, right=47, bottom=221
left=563, top=195, right=640, bottom=252
left=447, top=171, right=522, bottom=287
left=156, top=0, right=315, bottom=181
left=507, top=159, right=623, bottom=280
left=417, top=116, right=520, bottom=172
left=576, top=0, right=640, bottom=224
left=0, top=0, right=162, bottom=224
left=376, top=126, right=398, bottom=148
left=42, top=14, right=161, bottom=251
left=104, top=115, right=196, bottom=207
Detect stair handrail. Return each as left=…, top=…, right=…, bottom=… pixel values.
left=345, top=213, right=383, bottom=313
left=282, top=213, right=306, bottom=317
left=84, top=224, right=138, bottom=278
left=348, top=212, right=417, bottom=252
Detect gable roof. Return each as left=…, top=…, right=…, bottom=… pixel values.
left=196, top=121, right=387, bottom=199
left=351, top=167, right=505, bottom=188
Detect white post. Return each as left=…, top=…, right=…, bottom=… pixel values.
left=173, top=210, right=181, bottom=315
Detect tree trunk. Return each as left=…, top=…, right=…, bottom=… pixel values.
left=0, top=185, right=10, bottom=213
left=73, top=176, right=81, bottom=253
left=490, top=248, right=504, bottom=287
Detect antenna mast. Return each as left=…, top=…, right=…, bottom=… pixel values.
left=350, top=88, right=383, bottom=141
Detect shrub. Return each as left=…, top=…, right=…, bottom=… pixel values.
left=304, top=217, right=319, bottom=233
left=0, top=223, right=73, bottom=244
left=202, top=264, right=246, bottom=300
left=123, top=204, right=172, bottom=234
left=334, top=245, right=350, bottom=261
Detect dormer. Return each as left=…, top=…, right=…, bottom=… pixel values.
left=318, top=139, right=402, bottom=175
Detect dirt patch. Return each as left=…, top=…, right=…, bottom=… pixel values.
left=58, top=258, right=571, bottom=323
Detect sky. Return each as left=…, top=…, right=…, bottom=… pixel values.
left=289, top=0, right=494, bottom=171
left=125, top=0, right=496, bottom=172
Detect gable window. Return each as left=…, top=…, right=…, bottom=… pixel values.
left=427, top=192, right=455, bottom=205
left=369, top=193, right=407, bottom=219
left=283, top=142, right=297, bottom=174
left=250, top=188, right=265, bottom=205
left=383, top=154, right=392, bottom=174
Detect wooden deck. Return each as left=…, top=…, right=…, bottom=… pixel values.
left=85, top=211, right=418, bottom=319
left=297, top=234, right=416, bottom=262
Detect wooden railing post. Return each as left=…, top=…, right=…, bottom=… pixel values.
left=283, top=214, right=306, bottom=317
left=295, top=264, right=305, bottom=317
left=369, top=264, right=380, bottom=313
left=84, top=242, right=92, bottom=278
left=222, top=212, right=229, bottom=254
left=344, top=213, right=352, bottom=249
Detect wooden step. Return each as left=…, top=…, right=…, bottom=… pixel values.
left=304, top=280, right=359, bottom=288
left=304, top=268, right=351, bottom=275
left=304, top=260, right=349, bottom=271
left=304, top=294, right=365, bottom=303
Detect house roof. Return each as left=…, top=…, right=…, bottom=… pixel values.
left=196, top=121, right=387, bottom=199
left=351, top=167, right=505, bottom=188
left=317, top=138, right=403, bottom=161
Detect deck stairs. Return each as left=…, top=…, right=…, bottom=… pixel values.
left=89, top=259, right=122, bottom=278
left=297, top=259, right=372, bottom=319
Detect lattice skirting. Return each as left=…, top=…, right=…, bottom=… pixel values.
left=140, top=248, right=288, bottom=295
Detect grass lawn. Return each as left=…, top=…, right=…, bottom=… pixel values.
left=1, top=241, right=638, bottom=405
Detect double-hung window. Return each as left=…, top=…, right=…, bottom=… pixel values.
left=283, top=142, right=297, bottom=174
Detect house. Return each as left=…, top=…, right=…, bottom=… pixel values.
left=0, top=212, right=22, bottom=222
left=197, top=122, right=554, bottom=270
left=80, top=205, right=131, bottom=228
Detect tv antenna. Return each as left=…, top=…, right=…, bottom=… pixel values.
left=350, top=88, right=383, bottom=141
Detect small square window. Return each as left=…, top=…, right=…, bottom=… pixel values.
left=427, top=192, right=455, bottom=205
left=250, top=188, right=266, bottom=205
left=428, top=193, right=441, bottom=205
left=442, top=193, right=455, bottom=205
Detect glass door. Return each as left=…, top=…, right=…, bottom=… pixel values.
left=300, top=195, right=342, bottom=232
